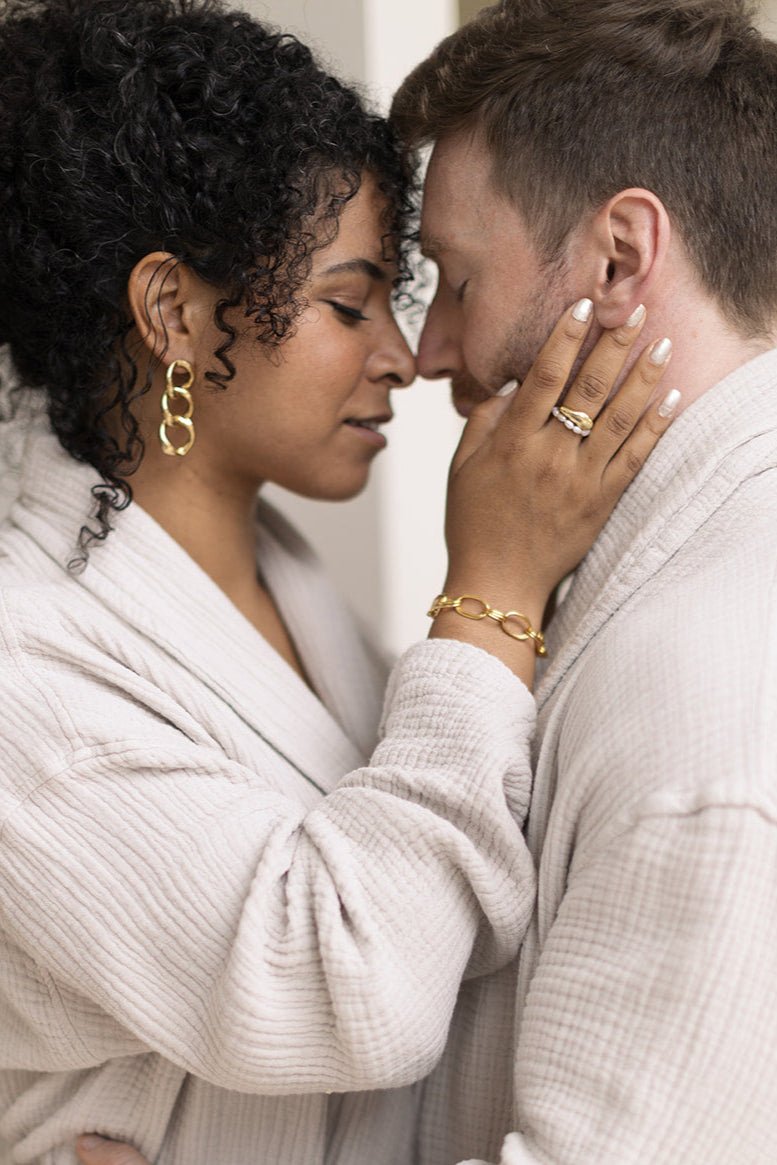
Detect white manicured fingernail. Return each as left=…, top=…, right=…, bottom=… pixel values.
left=649, top=337, right=673, bottom=365
left=626, top=303, right=646, bottom=327
left=572, top=297, right=593, bottom=323
left=657, top=388, right=681, bottom=418
left=496, top=379, right=518, bottom=397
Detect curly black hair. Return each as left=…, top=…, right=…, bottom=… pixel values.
left=0, top=0, right=417, bottom=556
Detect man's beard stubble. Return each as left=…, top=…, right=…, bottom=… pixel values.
left=451, top=253, right=580, bottom=415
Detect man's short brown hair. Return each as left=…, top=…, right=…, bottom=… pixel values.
left=392, top=0, right=777, bottom=337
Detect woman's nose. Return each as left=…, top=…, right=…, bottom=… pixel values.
left=376, top=320, right=417, bottom=388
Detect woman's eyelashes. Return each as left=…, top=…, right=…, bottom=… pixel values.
left=326, top=300, right=369, bottom=324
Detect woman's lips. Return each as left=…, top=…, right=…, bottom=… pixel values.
left=343, top=416, right=391, bottom=448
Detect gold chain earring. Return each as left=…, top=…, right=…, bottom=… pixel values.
left=159, top=359, right=196, bottom=457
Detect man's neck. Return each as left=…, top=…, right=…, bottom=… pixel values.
left=640, top=268, right=777, bottom=416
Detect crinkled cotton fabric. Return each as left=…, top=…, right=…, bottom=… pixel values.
left=420, top=348, right=777, bottom=1165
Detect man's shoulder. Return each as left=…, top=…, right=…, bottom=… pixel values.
left=589, top=451, right=776, bottom=685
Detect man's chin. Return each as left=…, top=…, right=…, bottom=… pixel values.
left=453, top=397, right=476, bottom=418
left=451, top=376, right=521, bottom=418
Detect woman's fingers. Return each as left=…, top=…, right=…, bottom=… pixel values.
left=557, top=303, right=648, bottom=422
left=587, top=335, right=673, bottom=461
left=505, top=297, right=595, bottom=429
left=76, top=1136, right=151, bottom=1165
left=602, top=385, right=681, bottom=498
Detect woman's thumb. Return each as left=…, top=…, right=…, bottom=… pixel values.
left=451, top=384, right=516, bottom=470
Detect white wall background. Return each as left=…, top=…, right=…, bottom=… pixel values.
left=239, top=0, right=777, bottom=657
left=761, top=0, right=777, bottom=35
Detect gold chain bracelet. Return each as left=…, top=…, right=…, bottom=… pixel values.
left=427, top=593, right=547, bottom=657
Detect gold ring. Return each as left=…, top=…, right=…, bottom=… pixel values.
left=551, top=405, right=594, bottom=437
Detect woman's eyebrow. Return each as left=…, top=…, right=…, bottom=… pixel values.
left=321, top=258, right=387, bottom=281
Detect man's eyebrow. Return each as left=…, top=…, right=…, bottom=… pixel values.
left=321, top=258, right=387, bottom=281
left=419, top=235, right=448, bottom=260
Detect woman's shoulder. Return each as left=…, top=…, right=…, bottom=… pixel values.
left=0, top=510, right=101, bottom=643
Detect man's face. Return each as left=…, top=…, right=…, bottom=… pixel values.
left=417, top=131, right=575, bottom=415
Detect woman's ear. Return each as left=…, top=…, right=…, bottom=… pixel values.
left=126, top=252, right=209, bottom=364
left=589, top=189, right=671, bottom=328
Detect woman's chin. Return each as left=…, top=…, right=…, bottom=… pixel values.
left=275, top=469, right=373, bottom=504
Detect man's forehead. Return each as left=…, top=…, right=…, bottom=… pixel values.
left=420, top=132, right=510, bottom=254
left=420, top=187, right=510, bottom=262
left=418, top=191, right=464, bottom=258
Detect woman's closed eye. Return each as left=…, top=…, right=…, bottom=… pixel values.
left=326, top=300, right=369, bottom=323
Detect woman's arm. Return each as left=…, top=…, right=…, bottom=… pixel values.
left=0, top=637, right=536, bottom=1094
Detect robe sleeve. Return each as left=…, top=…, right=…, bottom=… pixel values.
left=0, top=637, right=537, bottom=1095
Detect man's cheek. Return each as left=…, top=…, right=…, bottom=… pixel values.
left=461, top=336, right=492, bottom=388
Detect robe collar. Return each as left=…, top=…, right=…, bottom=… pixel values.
left=537, top=346, right=777, bottom=709
left=10, top=427, right=385, bottom=794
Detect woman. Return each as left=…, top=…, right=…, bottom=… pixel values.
left=0, top=1, right=676, bottom=1163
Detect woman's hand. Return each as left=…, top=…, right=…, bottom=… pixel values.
left=431, top=299, right=677, bottom=681
left=76, top=1136, right=150, bottom=1165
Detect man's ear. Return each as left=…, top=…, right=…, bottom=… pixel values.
left=126, top=252, right=208, bottom=365
left=588, top=189, right=671, bottom=328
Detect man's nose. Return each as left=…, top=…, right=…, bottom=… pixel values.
left=416, top=291, right=461, bottom=381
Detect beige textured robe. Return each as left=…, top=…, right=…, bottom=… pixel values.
left=0, top=425, right=537, bottom=1165
left=419, top=349, right=777, bottom=1165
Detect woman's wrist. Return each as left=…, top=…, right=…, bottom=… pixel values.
left=427, top=578, right=548, bottom=687
left=439, top=572, right=548, bottom=631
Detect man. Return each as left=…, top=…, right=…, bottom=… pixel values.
left=392, top=2, right=777, bottom=1161
left=76, top=0, right=777, bottom=1161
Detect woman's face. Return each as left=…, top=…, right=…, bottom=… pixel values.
left=190, top=175, right=416, bottom=502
